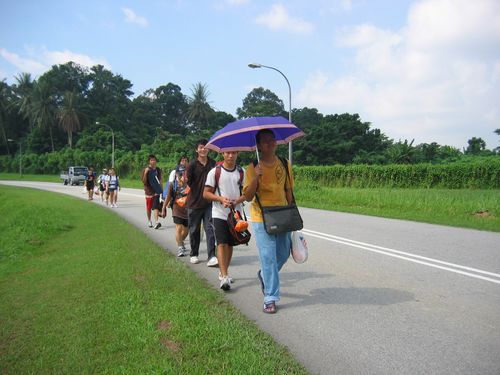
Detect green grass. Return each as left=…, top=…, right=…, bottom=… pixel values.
left=0, top=172, right=60, bottom=183
left=0, top=185, right=307, bottom=374
left=1, top=173, right=498, bottom=232
left=295, top=182, right=500, bottom=232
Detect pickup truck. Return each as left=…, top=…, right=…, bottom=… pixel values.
left=60, top=166, right=88, bottom=186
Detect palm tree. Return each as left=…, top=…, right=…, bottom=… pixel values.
left=0, top=80, right=13, bottom=155
left=187, top=82, right=214, bottom=133
left=58, top=90, right=84, bottom=148
left=12, top=72, right=35, bottom=128
left=31, top=79, right=57, bottom=152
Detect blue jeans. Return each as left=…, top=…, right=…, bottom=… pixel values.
left=252, top=222, right=291, bottom=304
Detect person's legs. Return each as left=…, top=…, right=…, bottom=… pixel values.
left=202, top=206, right=216, bottom=259
left=188, top=208, right=203, bottom=257
left=175, top=224, right=183, bottom=246
left=145, top=197, right=153, bottom=221
left=276, top=231, right=291, bottom=271
left=252, top=222, right=280, bottom=304
left=181, top=224, right=188, bottom=244
left=217, top=244, right=230, bottom=276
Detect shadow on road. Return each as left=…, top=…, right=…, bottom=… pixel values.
left=280, top=283, right=414, bottom=309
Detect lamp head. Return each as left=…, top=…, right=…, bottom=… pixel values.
left=248, top=63, right=262, bottom=69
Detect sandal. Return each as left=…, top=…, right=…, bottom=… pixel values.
left=263, top=301, right=277, bottom=314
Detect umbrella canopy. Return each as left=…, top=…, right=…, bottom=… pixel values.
left=205, top=116, right=305, bottom=153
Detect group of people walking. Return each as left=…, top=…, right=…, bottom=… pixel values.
left=84, top=167, right=121, bottom=207
left=142, top=129, right=296, bottom=314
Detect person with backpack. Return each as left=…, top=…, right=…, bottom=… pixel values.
left=106, top=168, right=121, bottom=208
left=84, top=167, right=95, bottom=201
left=142, top=154, right=163, bottom=229
left=98, top=168, right=110, bottom=205
left=162, top=163, right=189, bottom=257
left=162, top=155, right=189, bottom=213
left=243, top=129, right=294, bottom=314
left=185, top=140, right=217, bottom=266
left=203, top=151, right=247, bottom=291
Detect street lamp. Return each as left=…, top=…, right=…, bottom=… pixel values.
left=248, top=63, right=293, bottom=164
left=7, top=138, right=22, bottom=176
left=95, top=122, right=115, bottom=168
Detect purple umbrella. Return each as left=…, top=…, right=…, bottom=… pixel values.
left=205, top=116, right=305, bottom=153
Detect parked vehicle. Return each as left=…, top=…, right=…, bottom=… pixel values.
left=60, top=166, right=88, bottom=186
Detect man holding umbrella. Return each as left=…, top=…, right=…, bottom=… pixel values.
left=205, top=116, right=304, bottom=314
left=243, top=129, right=294, bottom=314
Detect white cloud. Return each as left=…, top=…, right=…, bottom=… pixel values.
left=298, top=0, right=500, bottom=148
left=0, top=48, right=46, bottom=75
left=255, top=4, right=314, bottom=34
left=0, top=46, right=111, bottom=77
left=122, top=7, right=149, bottom=27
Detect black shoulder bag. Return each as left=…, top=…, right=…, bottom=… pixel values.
left=254, top=157, right=303, bottom=235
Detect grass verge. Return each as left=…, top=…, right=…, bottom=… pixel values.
left=0, top=185, right=307, bottom=374
left=295, top=183, right=500, bottom=232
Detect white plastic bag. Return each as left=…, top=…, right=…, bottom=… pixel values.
left=291, top=230, right=308, bottom=264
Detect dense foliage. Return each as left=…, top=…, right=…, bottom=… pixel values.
left=1, top=62, right=498, bottom=177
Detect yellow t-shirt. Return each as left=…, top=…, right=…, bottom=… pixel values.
left=243, top=157, right=294, bottom=222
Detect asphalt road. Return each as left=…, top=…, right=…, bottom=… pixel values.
left=2, top=181, right=500, bottom=375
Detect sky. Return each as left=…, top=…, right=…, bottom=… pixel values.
left=1, top=0, right=499, bottom=150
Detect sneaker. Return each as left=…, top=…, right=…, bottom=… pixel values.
left=148, top=221, right=153, bottom=228
left=218, top=272, right=234, bottom=283
left=154, top=222, right=161, bottom=229
left=190, top=256, right=200, bottom=264
left=177, top=247, right=185, bottom=257
left=207, top=257, right=219, bottom=267
left=257, top=270, right=265, bottom=295
left=114, top=203, right=118, bottom=208
left=220, top=276, right=231, bottom=291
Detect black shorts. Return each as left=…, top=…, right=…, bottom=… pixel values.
left=152, top=195, right=162, bottom=210
left=213, top=218, right=237, bottom=246
left=173, top=216, right=188, bottom=227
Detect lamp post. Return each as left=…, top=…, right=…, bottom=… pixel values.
left=248, top=63, right=293, bottom=164
left=7, top=138, right=22, bottom=176
left=95, top=122, right=115, bottom=168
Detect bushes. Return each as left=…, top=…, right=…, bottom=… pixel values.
left=294, top=158, right=500, bottom=189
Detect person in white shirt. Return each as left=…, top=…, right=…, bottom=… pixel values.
left=98, top=169, right=109, bottom=205
left=203, top=151, right=246, bottom=291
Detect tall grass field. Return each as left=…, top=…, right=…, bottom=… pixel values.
left=0, top=185, right=307, bottom=374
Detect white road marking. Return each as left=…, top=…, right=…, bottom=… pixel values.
left=302, top=228, right=500, bottom=285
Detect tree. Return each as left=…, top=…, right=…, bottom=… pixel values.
left=30, top=79, right=57, bottom=152
left=494, top=129, right=500, bottom=153
left=12, top=73, right=35, bottom=127
left=58, top=90, right=85, bottom=148
left=0, top=80, right=14, bottom=155
left=187, top=82, right=214, bottom=133
left=465, top=137, right=486, bottom=155
left=236, top=87, right=284, bottom=119
left=385, top=139, right=416, bottom=164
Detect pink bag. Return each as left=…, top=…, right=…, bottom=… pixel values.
left=291, top=230, right=308, bottom=264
